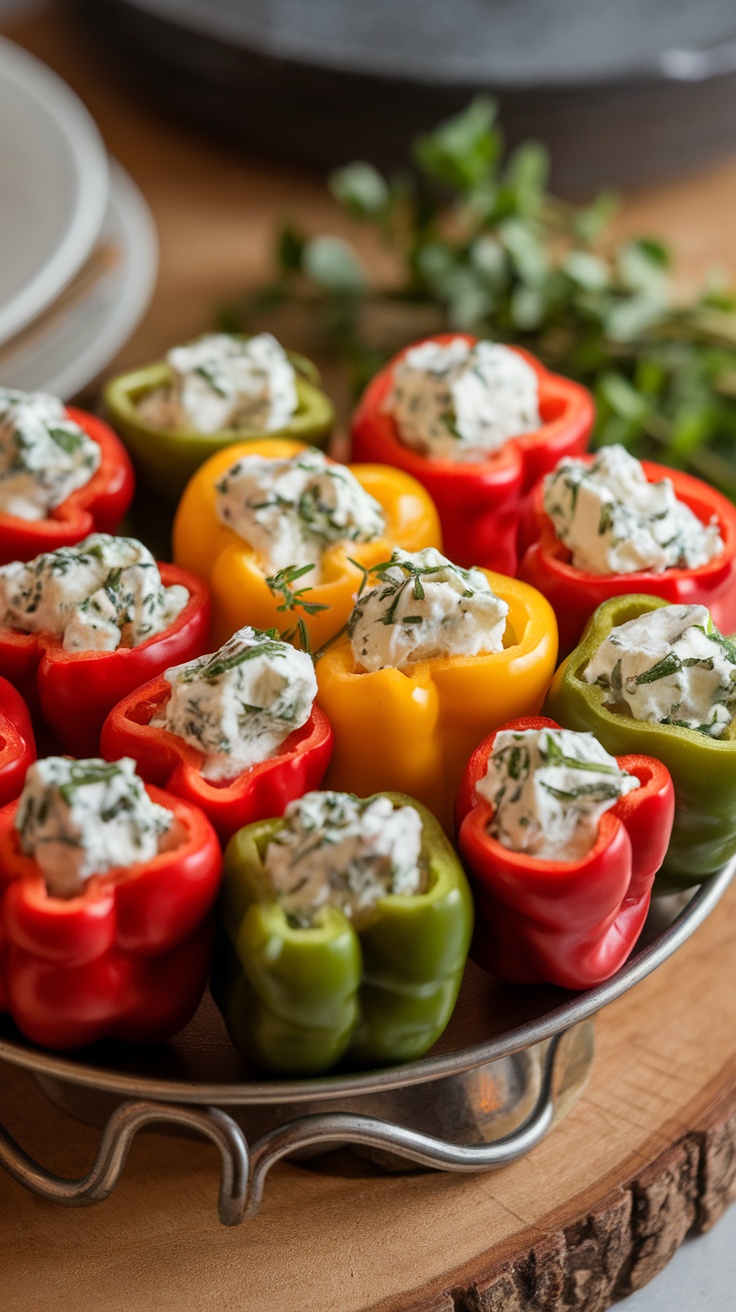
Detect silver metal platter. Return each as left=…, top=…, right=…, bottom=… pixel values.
left=0, top=863, right=732, bottom=1224
left=0, top=862, right=731, bottom=1103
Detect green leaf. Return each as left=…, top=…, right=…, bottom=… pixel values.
left=277, top=224, right=305, bottom=272
left=573, top=189, right=619, bottom=243
left=302, top=237, right=365, bottom=294
left=634, top=356, right=666, bottom=397
left=502, top=141, right=549, bottom=214
left=499, top=219, right=550, bottom=287
left=605, top=295, right=666, bottom=343
left=469, top=235, right=507, bottom=286
left=414, top=242, right=458, bottom=292
left=448, top=283, right=494, bottom=330
left=510, top=285, right=546, bottom=330
left=598, top=372, right=650, bottom=422
left=562, top=250, right=610, bottom=292
left=329, top=162, right=390, bottom=217
left=413, top=97, right=500, bottom=191
left=616, top=240, right=671, bottom=298
left=669, top=404, right=717, bottom=459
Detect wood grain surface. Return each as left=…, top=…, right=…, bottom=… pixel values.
left=2, top=6, right=736, bottom=1310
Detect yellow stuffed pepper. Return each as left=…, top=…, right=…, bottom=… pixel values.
left=316, top=547, right=558, bottom=833
left=173, top=438, right=442, bottom=648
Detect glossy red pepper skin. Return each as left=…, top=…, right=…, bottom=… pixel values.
left=455, top=716, right=674, bottom=991
left=100, top=677, right=334, bottom=844
left=350, top=334, right=594, bottom=574
left=0, top=408, right=135, bottom=566
left=0, top=786, right=222, bottom=1050
left=0, top=677, right=35, bottom=806
left=0, top=566, right=211, bottom=757
left=519, top=459, right=736, bottom=658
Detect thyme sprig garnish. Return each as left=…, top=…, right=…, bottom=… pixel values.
left=265, top=563, right=330, bottom=616
left=347, top=555, right=473, bottom=631
left=180, top=628, right=286, bottom=681
left=265, top=563, right=332, bottom=653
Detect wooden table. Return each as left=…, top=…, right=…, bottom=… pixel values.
left=2, top=6, right=736, bottom=1310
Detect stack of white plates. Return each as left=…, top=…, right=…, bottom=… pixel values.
left=0, top=36, right=157, bottom=399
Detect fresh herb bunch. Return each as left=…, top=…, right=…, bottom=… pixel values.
left=221, top=97, right=736, bottom=500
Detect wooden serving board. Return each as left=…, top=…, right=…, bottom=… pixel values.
left=0, top=874, right=734, bottom=1312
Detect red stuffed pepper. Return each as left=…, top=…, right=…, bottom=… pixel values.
left=0, top=537, right=211, bottom=757
left=455, top=715, right=674, bottom=991
left=519, top=452, right=736, bottom=658
left=0, top=758, right=222, bottom=1050
left=0, top=404, right=134, bottom=566
left=100, top=667, right=333, bottom=845
left=0, top=677, right=35, bottom=806
left=351, top=334, right=594, bottom=574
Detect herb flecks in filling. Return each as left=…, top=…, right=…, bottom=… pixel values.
left=15, top=756, right=174, bottom=898
left=137, top=333, right=299, bottom=434
left=0, top=533, right=189, bottom=652
left=347, top=546, right=508, bottom=672
left=0, top=388, right=100, bottom=521
left=215, top=446, right=385, bottom=576
left=543, top=445, right=723, bottom=576
left=584, top=603, right=736, bottom=737
left=386, top=337, right=540, bottom=462
left=476, top=727, right=639, bottom=861
left=264, top=790, right=426, bottom=929
left=156, top=625, right=317, bottom=782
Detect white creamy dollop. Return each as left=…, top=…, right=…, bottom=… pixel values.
left=476, top=726, right=639, bottom=861
left=264, top=790, right=425, bottom=927
left=543, top=445, right=724, bottom=576
left=0, top=533, right=189, bottom=652
left=137, top=332, right=299, bottom=434
left=348, top=546, right=509, bottom=672
left=584, top=604, right=736, bottom=737
left=386, top=337, right=540, bottom=461
left=0, top=388, right=100, bottom=521
left=15, top=756, right=175, bottom=898
left=156, top=626, right=317, bottom=782
left=215, top=446, right=385, bottom=576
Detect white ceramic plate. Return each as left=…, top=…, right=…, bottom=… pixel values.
left=0, top=36, right=109, bottom=346
left=0, top=160, right=158, bottom=398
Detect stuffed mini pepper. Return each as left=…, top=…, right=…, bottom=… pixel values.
left=173, top=437, right=441, bottom=649
left=0, top=532, right=210, bottom=755
left=101, top=625, right=333, bottom=843
left=0, top=387, right=134, bottom=564
left=456, top=716, right=674, bottom=989
left=0, top=677, right=35, bottom=806
left=316, top=546, right=558, bottom=833
left=0, top=755, right=222, bottom=1050
left=351, top=333, right=594, bottom=573
left=519, top=444, right=736, bottom=656
left=212, top=789, right=473, bottom=1074
left=104, top=332, right=335, bottom=498
left=546, top=595, right=736, bottom=886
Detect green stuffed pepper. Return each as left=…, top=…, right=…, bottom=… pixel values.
left=104, top=332, right=334, bottom=500
left=545, top=593, right=736, bottom=889
left=211, top=790, right=474, bottom=1074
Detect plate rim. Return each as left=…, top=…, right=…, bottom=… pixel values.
left=0, top=159, right=159, bottom=399
left=0, top=36, right=109, bottom=347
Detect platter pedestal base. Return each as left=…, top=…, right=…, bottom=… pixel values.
left=31, top=1022, right=594, bottom=1177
